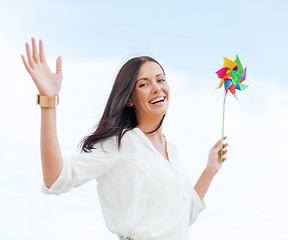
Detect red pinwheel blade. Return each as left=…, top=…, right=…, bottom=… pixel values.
left=223, top=74, right=232, bottom=81
left=216, top=67, right=229, bottom=79
left=228, top=84, right=235, bottom=94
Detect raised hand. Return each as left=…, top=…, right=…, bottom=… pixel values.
left=207, top=136, right=228, bottom=173
left=21, top=37, right=63, bottom=96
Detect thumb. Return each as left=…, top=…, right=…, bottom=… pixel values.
left=56, top=56, right=62, bottom=76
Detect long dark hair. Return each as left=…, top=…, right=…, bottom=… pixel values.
left=80, top=56, right=166, bottom=153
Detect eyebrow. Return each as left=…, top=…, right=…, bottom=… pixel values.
left=137, top=73, right=165, bottom=82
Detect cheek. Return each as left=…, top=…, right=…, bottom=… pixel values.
left=131, top=90, right=147, bottom=106
left=164, top=84, right=170, bottom=95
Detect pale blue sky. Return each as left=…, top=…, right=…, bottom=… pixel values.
left=2, top=0, right=288, bottom=81
left=0, top=0, right=288, bottom=239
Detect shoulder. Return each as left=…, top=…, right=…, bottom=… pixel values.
left=119, top=127, right=140, bottom=146
left=118, top=127, right=145, bottom=155
left=91, top=128, right=138, bottom=153
left=122, top=127, right=138, bottom=138
left=91, top=135, right=118, bottom=153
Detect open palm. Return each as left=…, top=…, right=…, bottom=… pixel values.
left=21, top=38, right=63, bottom=96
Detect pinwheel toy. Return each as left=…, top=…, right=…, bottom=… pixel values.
left=216, top=55, right=248, bottom=161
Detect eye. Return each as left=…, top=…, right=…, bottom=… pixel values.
left=139, top=83, right=147, bottom=88
left=158, top=79, right=166, bottom=82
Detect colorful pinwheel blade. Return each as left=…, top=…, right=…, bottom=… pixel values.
left=216, top=79, right=224, bottom=89
left=216, top=67, right=229, bottom=78
left=216, top=55, right=248, bottom=97
left=241, top=67, right=247, bottom=80
left=235, top=84, right=241, bottom=90
left=235, top=55, right=244, bottom=75
left=239, top=83, right=248, bottom=91
left=224, top=80, right=232, bottom=91
left=223, top=57, right=237, bottom=69
left=228, top=84, right=236, bottom=94
left=233, top=92, right=239, bottom=100
left=232, top=72, right=242, bottom=84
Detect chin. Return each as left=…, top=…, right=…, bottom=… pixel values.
left=153, top=108, right=168, bottom=117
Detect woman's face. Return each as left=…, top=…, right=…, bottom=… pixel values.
left=128, top=61, right=170, bottom=120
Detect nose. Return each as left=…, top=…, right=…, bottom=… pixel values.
left=152, top=82, right=162, bottom=93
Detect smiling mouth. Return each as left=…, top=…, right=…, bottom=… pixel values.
left=149, top=96, right=166, bottom=104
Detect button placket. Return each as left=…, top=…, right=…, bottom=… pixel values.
left=168, top=161, right=177, bottom=173
left=169, top=160, right=180, bottom=174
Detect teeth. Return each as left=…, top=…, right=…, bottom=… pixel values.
left=150, top=96, right=165, bottom=104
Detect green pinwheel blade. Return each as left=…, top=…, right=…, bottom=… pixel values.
left=231, top=71, right=241, bottom=85
left=239, top=83, right=248, bottom=91
left=235, top=55, right=244, bottom=75
left=234, top=73, right=242, bottom=84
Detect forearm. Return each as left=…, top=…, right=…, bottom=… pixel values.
left=194, top=167, right=217, bottom=201
left=40, top=107, right=63, bottom=188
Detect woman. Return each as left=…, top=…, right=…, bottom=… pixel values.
left=21, top=38, right=228, bottom=240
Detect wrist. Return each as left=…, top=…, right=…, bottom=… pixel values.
left=204, top=166, right=218, bottom=177
left=39, top=92, right=59, bottom=97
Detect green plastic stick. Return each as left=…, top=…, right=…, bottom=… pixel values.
left=221, top=94, right=226, bottom=162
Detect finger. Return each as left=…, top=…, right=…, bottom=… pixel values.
left=213, top=136, right=227, bottom=148
left=222, top=143, right=228, bottom=149
left=218, top=149, right=227, bottom=158
left=222, top=149, right=228, bottom=155
left=32, top=37, right=40, bottom=63
left=39, top=39, right=46, bottom=63
left=25, top=43, right=35, bottom=68
left=222, top=156, right=228, bottom=162
left=21, top=55, right=33, bottom=74
left=216, top=140, right=228, bottom=152
left=56, top=56, right=62, bottom=76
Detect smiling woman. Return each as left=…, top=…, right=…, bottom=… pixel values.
left=21, top=38, right=228, bottom=240
left=126, top=61, right=170, bottom=134
left=80, top=57, right=168, bottom=152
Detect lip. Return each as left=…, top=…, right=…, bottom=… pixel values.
left=149, top=95, right=166, bottom=104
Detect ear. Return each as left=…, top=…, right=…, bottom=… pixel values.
left=126, top=99, right=133, bottom=107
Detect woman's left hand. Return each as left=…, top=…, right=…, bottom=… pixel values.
left=206, top=136, right=228, bottom=174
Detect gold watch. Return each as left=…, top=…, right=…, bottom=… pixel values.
left=36, top=94, right=59, bottom=107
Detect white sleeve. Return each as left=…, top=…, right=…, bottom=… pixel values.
left=41, top=136, right=119, bottom=195
left=189, top=188, right=206, bottom=225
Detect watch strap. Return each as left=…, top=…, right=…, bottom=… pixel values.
left=36, top=94, right=59, bottom=107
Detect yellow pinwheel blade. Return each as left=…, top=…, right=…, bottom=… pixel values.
left=223, top=57, right=237, bottom=69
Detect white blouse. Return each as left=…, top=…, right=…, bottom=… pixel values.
left=42, top=127, right=206, bottom=240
